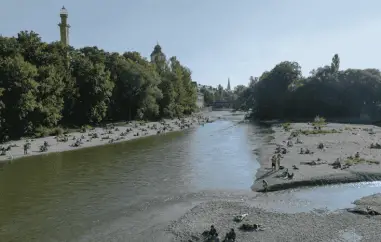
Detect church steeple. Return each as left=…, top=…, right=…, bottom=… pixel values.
left=227, top=78, right=231, bottom=91
left=150, top=43, right=166, bottom=62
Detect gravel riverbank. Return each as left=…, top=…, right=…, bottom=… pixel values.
left=0, top=113, right=214, bottom=162
left=78, top=189, right=381, bottom=242
left=167, top=198, right=380, bottom=241
left=252, top=122, right=381, bottom=192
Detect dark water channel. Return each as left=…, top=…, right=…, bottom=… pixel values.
left=0, top=111, right=380, bottom=241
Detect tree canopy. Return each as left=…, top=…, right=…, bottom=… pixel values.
left=198, top=83, right=244, bottom=109
left=237, top=54, right=381, bottom=122
left=0, top=31, right=199, bottom=141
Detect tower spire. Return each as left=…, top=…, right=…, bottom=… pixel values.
left=227, top=78, right=231, bottom=91
left=58, top=6, right=70, bottom=46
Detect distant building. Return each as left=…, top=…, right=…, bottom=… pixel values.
left=197, top=83, right=216, bottom=94
left=193, top=82, right=205, bottom=109
left=58, top=6, right=70, bottom=46
left=196, top=92, right=204, bottom=109
left=150, top=43, right=166, bottom=62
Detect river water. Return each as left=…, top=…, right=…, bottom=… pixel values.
left=0, top=111, right=262, bottom=241
left=0, top=111, right=380, bottom=241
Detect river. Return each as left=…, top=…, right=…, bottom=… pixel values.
left=0, top=111, right=380, bottom=242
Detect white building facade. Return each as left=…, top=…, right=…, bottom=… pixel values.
left=196, top=92, right=204, bottom=109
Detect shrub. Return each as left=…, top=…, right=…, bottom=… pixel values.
left=33, top=126, right=51, bottom=138
left=312, top=115, right=326, bottom=127
left=33, top=126, right=65, bottom=138
left=80, top=125, right=92, bottom=133
left=281, top=122, right=292, bottom=131
left=300, top=128, right=339, bottom=135
left=51, top=127, right=64, bottom=136
left=345, top=157, right=380, bottom=166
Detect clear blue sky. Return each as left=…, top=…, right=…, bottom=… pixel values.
left=1, top=0, right=381, bottom=88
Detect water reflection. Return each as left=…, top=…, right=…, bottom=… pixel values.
left=186, top=121, right=259, bottom=190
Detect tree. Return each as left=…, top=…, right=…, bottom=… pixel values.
left=331, top=54, right=340, bottom=73
left=200, top=87, right=215, bottom=106
left=238, top=54, right=381, bottom=122
left=70, top=54, right=114, bottom=124
left=0, top=55, right=39, bottom=139
left=0, top=30, right=228, bottom=141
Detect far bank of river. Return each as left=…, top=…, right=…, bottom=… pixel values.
left=1, top=113, right=381, bottom=242
left=252, top=122, right=381, bottom=192
left=0, top=113, right=212, bottom=163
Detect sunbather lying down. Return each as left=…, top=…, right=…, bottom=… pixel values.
left=239, top=223, right=265, bottom=231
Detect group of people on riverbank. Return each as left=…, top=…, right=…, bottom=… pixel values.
left=254, top=121, right=381, bottom=193
left=0, top=114, right=213, bottom=162
left=200, top=225, right=236, bottom=242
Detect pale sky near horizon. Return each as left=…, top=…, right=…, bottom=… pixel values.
left=1, top=0, right=381, bottom=88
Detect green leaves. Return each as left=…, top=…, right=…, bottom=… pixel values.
left=0, top=55, right=39, bottom=138
left=240, top=54, right=381, bottom=121
left=0, top=31, right=202, bottom=141
left=70, top=54, right=113, bottom=124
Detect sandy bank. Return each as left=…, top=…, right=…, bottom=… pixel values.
left=167, top=199, right=380, bottom=242
left=252, top=122, right=381, bottom=192
left=72, top=189, right=380, bottom=241
left=0, top=114, right=214, bottom=162
left=347, top=193, right=381, bottom=218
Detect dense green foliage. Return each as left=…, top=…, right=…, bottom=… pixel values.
left=238, top=54, right=381, bottom=121
left=0, top=31, right=198, bottom=141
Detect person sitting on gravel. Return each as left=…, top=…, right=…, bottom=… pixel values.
left=355, top=152, right=360, bottom=159
left=209, top=225, right=217, bottom=237
left=213, top=233, right=220, bottom=242
left=226, top=228, right=236, bottom=241
left=331, top=158, right=341, bottom=169
left=281, top=168, right=288, bottom=178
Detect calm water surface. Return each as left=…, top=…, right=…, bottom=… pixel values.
left=0, top=112, right=263, bottom=241
left=256, top=181, right=381, bottom=213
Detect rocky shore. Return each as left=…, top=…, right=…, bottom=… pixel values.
left=252, top=122, right=381, bottom=192
left=165, top=193, right=381, bottom=242
left=79, top=188, right=381, bottom=242
left=0, top=113, right=213, bottom=162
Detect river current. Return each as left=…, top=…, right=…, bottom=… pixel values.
left=0, top=111, right=380, bottom=241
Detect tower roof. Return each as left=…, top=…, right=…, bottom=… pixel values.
left=60, top=6, right=68, bottom=15
left=151, top=44, right=162, bottom=56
